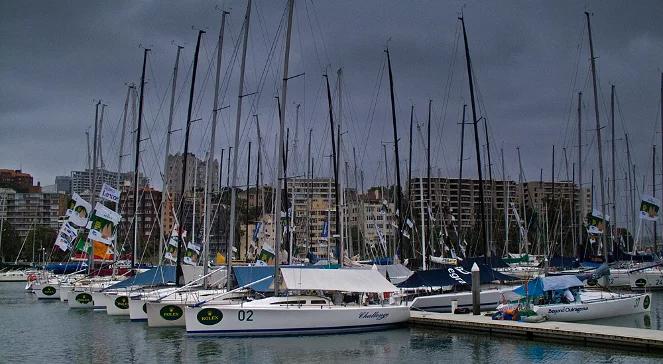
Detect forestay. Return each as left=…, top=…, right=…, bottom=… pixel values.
left=280, top=268, right=398, bottom=293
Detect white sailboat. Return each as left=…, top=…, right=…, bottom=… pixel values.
left=185, top=268, right=409, bottom=336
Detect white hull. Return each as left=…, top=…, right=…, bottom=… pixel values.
left=409, top=288, right=509, bottom=313
left=533, top=292, right=652, bottom=322
left=59, top=285, right=73, bottom=302
left=33, top=282, right=60, bottom=299
left=185, top=303, right=409, bottom=336
left=146, top=289, right=229, bottom=327
left=129, top=297, right=149, bottom=321
left=0, top=271, right=27, bottom=282
left=629, top=269, right=663, bottom=290
left=104, top=292, right=131, bottom=316
left=67, top=290, right=95, bottom=308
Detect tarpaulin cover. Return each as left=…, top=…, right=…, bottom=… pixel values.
left=513, top=275, right=583, bottom=297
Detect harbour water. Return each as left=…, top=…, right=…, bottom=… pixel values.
left=1, top=283, right=662, bottom=363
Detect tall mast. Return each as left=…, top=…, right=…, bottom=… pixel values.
left=653, top=145, right=657, bottom=249
left=577, top=92, right=583, bottom=257
left=517, top=146, right=526, bottom=255
left=459, top=16, right=489, bottom=259
left=88, top=101, right=100, bottom=274
left=407, top=105, right=414, bottom=210
left=117, top=86, right=132, bottom=195
left=659, top=72, right=663, bottom=253
left=611, top=84, right=617, bottom=250
left=245, top=142, right=252, bottom=261
left=324, top=75, right=341, bottom=265
left=585, top=12, right=608, bottom=262
left=426, top=100, right=432, bottom=258
left=307, top=129, right=312, bottom=253
left=458, top=104, right=467, bottom=252
left=550, top=145, right=555, bottom=265
left=255, top=116, right=264, bottom=217
left=502, top=148, right=508, bottom=253
left=353, top=146, right=361, bottom=258
left=274, top=0, right=294, bottom=293
left=483, top=114, right=494, bottom=255
left=385, top=48, right=405, bottom=260
left=203, top=11, right=228, bottom=287
left=98, top=104, right=107, bottom=170
left=133, top=48, right=150, bottom=270
left=176, top=30, right=205, bottom=286
left=160, top=45, right=183, bottom=265
left=337, top=68, right=345, bottom=263
left=229, top=0, right=252, bottom=290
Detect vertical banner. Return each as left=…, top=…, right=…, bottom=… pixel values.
left=66, top=193, right=92, bottom=227
left=639, top=194, right=661, bottom=221
left=183, top=242, right=201, bottom=265
left=55, top=222, right=78, bottom=252
left=586, top=209, right=609, bottom=235
left=164, top=225, right=185, bottom=262
left=87, top=203, right=121, bottom=246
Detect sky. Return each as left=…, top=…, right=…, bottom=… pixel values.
left=1, top=0, right=663, bottom=227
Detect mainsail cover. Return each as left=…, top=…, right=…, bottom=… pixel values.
left=280, top=268, right=398, bottom=293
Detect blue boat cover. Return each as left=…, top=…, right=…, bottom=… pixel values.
left=513, top=275, right=583, bottom=297
left=397, top=265, right=517, bottom=289
left=106, top=266, right=176, bottom=290
left=45, top=262, right=87, bottom=274
left=463, top=256, right=510, bottom=268
left=548, top=256, right=579, bottom=269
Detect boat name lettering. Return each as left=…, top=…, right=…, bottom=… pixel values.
left=547, top=305, right=588, bottom=314
left=447, top=268, right=468, bottom=284
left=359, top=311, right=389, bottom=320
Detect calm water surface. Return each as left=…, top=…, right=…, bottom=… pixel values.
left=1, top=283, right=662, bottom=363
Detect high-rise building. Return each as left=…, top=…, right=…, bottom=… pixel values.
left=55, top=176, right=72, bottom=194
left=0, top=169, right=41, bottom=193
left=0, top=188, right=66, bottom=239
left=166, top=153, right=219, bottom=201
left=70, top=169, right=148, bottom=197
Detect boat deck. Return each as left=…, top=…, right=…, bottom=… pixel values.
left=409, top=311, right=663, bottom=352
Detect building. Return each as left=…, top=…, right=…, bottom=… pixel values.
left=55, top=176, right=72, bottom=194
left=116, top=184, right=162, bottom=258
left=70, top=169, right=148, bottom=197
left=520, top=180, right=590, bottom=220
left=166, top=153, right=219, bottom=200
left=0, top=188, right=66, bottom=239
left=0, top=169, right=41, bottom=193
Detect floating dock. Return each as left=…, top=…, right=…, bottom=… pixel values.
left=409, top=311, right=663, bottom=352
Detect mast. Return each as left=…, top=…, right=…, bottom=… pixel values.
left=274, top=0, right=294, bottom=293
left=459, top=16, right=489, bottom=259
left=408, top=105, right=414, bottom=211
left=353, top=146, right=361, bottom=258
left=585, top=11, right=608, bottom=262
left=324, top=75, right=341, bottom=266
left=502, top=148, right=508, bottom=254
left=98, top=104, right=106, bottom=170
left=337, top=68, right=345, bottom=263
left=133, top=48, right=149, bottom=270
left=483, top=114, right=494, bottom=256
left=426, top=100, right=432, bottom=258
left=611, top=84, right=617, bottom=250
left=176, top=30, right=204, bottom=286
left=458, top=105, right=466, bottom=252
left=117, top=86, right=131, bottom=197
left=203, top=11, right=227, bottom=287
left=228, top=0, right=252, bottom=290
left=517, top=146, right=526, bottom=255
left=256, top=116, right=264, bottom=217
left=577, top=92, right=583, bottom=257
left=653, top=145, right=657, bottom=249
left=160, top=45, right=183, bottom=266
left=88, top=101, right=100, bottom=274
left=659, top=72, right=663, bottom=253
left=385, top=48, right=405, bottom=260
left=307, top=129, right=312, bottom=253
left=245, top=141, right=251, bottom=261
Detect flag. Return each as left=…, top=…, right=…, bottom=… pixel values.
left=402, top=230, right=410, bottom=239
left=321, top=220, right=329, bottom=240
left=93, top=240, right=114, bottom=260
left=66, top=193, right=92, bottom=227
left=99, top=183, right=121, bottom=204
left=257, top=245, right=275, bottom=265
left=164, top=225, right=185, bottom=262
left=639, top=194, right=661, bottom=221
left=586, top=209, right=609, bottom=235
left=427, top=206, right=436, bottom=221
left=183, top=242, right=201, bottom=265
left=54, top=222, right=78, bottom=251
left=87, top=203, right=121, bottom=246
left=380, top=200, right=388, bottom=215
left=253, top=222, right=263, bottom=242
left=406, top=218, right=414, bottom=229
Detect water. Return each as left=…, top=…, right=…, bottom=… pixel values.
left=1, top=283, right=662, bottom=363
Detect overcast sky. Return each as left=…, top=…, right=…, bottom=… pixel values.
left=2, top=0, right=663, bottom=226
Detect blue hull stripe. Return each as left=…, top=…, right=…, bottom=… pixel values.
left=188, top=322, right=403, bottom=336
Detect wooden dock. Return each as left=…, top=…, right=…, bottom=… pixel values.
left=409, top=311, right=663, bottom=352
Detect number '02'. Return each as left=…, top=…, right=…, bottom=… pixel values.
left=238, top=310, right=254, bottom=321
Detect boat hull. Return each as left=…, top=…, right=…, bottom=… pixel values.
left=409, top=288, right=507, bottom=313
left=104, top=292, right=131, bottom=316
left=0, top=272, right=27, bottom=282
left=629, top=270, right=663, bottom=290
left=34, top=283, right=60, bottom=299
left=67, top=290, right=95, bottom=309
left=185, top=304, right=410, bottom=336
left=533, top=292, right=652, bottom=322
left=129, top=297, right=149, bottom=321
left=146, top=302, right=187, bottom=327
left=59, top=285, right=72, bottom=302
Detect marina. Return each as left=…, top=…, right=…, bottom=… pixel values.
left=2, top=0, right=663, bottom=362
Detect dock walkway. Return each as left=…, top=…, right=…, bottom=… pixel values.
left=410, top=311, right=663, bottom=352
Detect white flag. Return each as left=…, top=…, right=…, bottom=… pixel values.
left=99, top=183, right=121, bottom=204
left=87, top=202, right=121, bottom=246
left=66, top=193, right=92, bottom=227
left=639, top=194, right=661, bottom=221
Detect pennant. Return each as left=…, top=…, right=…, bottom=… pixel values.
left=164, top=225, right=185, bottom=262
left=427, top=206, right=436, bottom=222
left=639, top=194, right=661, bottom=221
left=256, top=245, right=275, bottom=265
left=321, top=220, right=329, bottom=239
left=87, top=203, right=121, bottom=246
left=66, top=193, right=92, bottom=227
left=253, top=222, right=263, bottom=242
left=54, top=222, right=79, bottom=252
left=99, top=183, right=121, bottom=204
left=93, top=240, right=114, bottom=260
left=402, top=230, right=410, bottom=239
